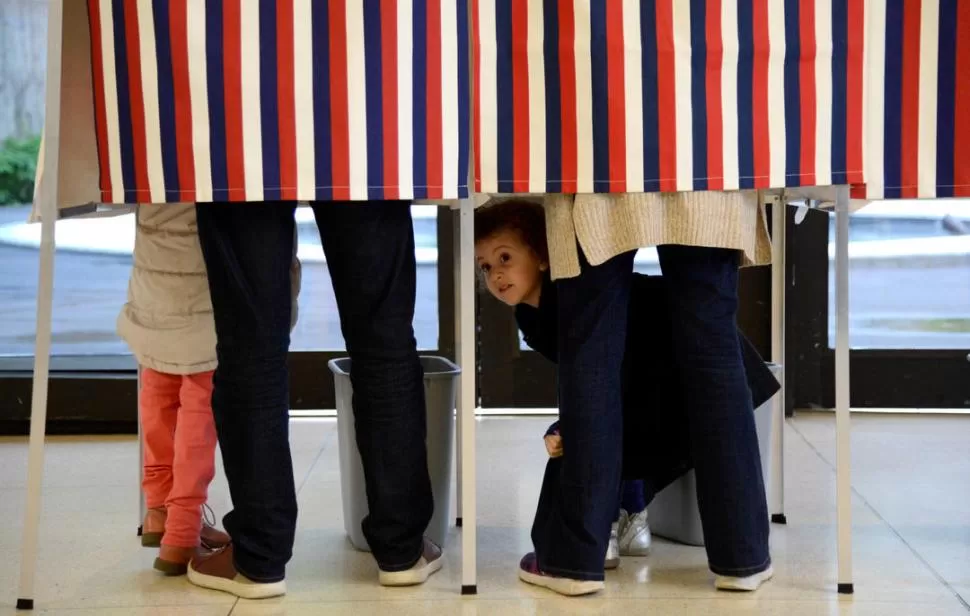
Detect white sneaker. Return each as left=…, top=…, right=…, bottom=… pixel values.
left=715, top=565, right=775, bottom=591
left=617, top=509, right=651, bottom=556
left=604, top=522, right=620, bottom=570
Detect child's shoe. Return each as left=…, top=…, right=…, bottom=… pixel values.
left=617, top=508, right=651, bottom=556
left=715, top=565, right=775, bottom=591
left=604, top=522, right=620, bottom=569
left=518, top=553, right=604, bottom=596
left=141, top=507, right=166, bottom=547
left=140, top=506, right=230, bottom=549
left=154, top=544, right=200, bottom=576
left=200, top=506, right=231, bottom=549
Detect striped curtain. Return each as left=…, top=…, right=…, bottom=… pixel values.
left=857, top=0, right=970, bottom=200
left=473, top=0, right=866, bottom=195
left=86, top=0, right=470, bottom=204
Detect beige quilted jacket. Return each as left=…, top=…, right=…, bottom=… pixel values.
left=117, top=203, right=301, bottom=375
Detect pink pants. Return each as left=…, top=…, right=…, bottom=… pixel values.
left=140, top=368, right=217, bottom=548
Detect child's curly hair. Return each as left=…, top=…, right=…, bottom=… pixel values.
left=474, top=199, right=549, bottom=263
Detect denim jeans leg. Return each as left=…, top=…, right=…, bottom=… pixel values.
left=195, top=201, right=299, bottom=583
left=311, top=200, right=432, bottom=571
left=532, top=250, right=633, bottom=581
left=656, top=244, right=770, bottom=577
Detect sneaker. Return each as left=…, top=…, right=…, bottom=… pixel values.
left=518, top=552, right=604, bottom=596
left=617, top=509, right=651, bottom=557
left=141, top=505, right=230, bottom=550
left=715, top=565, right=775, bottom=591
left=187, top=545, right=286, bottom=599
left=604, top=522, right=620, bottom=570
left=378, top=537, right=443, bottom=587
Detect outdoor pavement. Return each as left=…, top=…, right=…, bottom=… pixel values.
left=1, top=203, right=969, bottom=359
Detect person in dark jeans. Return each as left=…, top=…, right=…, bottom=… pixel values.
left=473, top=200, right=778, bottom=586
left=521, top=245, right=773, bottom=595
left=185, top=201, right=442, bottom=599
left=475, top=200, right=774, bottom=595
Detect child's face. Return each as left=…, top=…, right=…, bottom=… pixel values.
left=475, top=230, right=546, bottom=307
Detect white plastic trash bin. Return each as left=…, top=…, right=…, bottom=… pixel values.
left=329, top=356, right=460, bottom=552
left=647, top=363, right=782, bottom=546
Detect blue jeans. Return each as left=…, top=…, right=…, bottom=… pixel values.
left=657, top=244, right=771, bottom=577
left=532, top=245, right=770, bottom=580
left=532, top=251, right=635, bottom=581
left=196, top=201, right=432, bottom=582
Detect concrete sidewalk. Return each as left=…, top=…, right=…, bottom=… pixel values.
left=3, top=202, right=970, bottom=266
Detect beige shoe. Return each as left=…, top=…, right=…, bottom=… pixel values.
left=715, top=566, right=775, bottom=591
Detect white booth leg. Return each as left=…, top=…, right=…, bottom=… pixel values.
left=834, top=186, right=854, bottom=594
left=453, top=210, right=463, bottom=527
left=770, top=195, right=787, bottom=525
left=16, top=206, right=57, bottom=612
left=17, top=1, right=64, bottom=610
left=457, top=199, right=477, bottom=595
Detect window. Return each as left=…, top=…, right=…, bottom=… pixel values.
left=826, top=200, right=970, bottom=350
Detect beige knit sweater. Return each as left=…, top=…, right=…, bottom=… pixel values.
left=542, top=190, right=772, bottom=280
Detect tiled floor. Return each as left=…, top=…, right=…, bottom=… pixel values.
left=0, top=412, right=968, bottom=615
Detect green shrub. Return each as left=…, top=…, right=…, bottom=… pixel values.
left=0, top=135, right=41, bottom=205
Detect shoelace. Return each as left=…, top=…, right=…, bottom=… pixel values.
left=203, top=503, right=217, bottom=528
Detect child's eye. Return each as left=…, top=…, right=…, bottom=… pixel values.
left=499, top=253, right=511, bottom=264
left=480, top=264, right=491, bottom=273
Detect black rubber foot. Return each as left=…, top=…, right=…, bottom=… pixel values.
left=456, top=517, right=463, bottom=527
left=16, top=598, right=34, bottom=610
left=838, top=583, right=854, bottom=594
left=137, top=524, right=143, bottom=537
left=461, top=585, right=477, bottom=595
left=771, top=513, right=788, bottom=525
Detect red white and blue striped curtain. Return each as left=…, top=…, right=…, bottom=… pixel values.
left=86, top=0, right=470, bottom=204
left=857, top=0, right=970, bottom=200
left=472, top=0, right=866, bottom=195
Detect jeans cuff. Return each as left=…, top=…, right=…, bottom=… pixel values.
left=233, top=554, right=286, bottom=584
left=376, top=548, right=423, bottom=573
left=709, top=556, right=772, bottom=578
left=538, top=559, right=605, bottom=582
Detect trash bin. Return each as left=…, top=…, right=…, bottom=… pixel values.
left=647, top=363, right=781, bottom=546
left=329, top=356, right=460, bottom=552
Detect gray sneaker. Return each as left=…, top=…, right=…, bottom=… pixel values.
left=378, top=537, right=443, bottom=587
left=618, top=509, right=651, bottom=557
left=604, top=522, right=620, bottom=569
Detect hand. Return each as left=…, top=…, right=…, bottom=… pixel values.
left=544, top=434, right=563, bottom=458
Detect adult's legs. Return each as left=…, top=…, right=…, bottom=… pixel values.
left=657, top=244, right=770, bottom=577
left=196, top=202, right=298, bottom=583
left=312, top=200, right=432, bottom=571
left=532, top=251, right=634, bottom=581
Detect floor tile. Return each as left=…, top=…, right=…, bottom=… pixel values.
left=791, top=412, right=970, bottom=604
left=2, top=414, right=968, bottom=615
left=0, top=607, right=231, bottom=616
